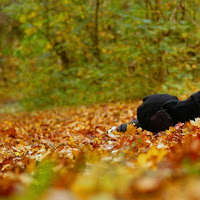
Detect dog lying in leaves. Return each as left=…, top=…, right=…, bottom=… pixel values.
left=108, top=91, right=200, bottom=134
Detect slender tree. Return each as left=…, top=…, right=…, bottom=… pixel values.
left=94, top=0, right=100, bottom=60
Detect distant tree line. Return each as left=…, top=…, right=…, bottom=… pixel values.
left=0, top=0, right=199, bottom=108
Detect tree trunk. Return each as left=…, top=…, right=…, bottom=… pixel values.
left=145, top=0, right=149, bottom=18
left=154, top=0, right=161, bottom=21
left=94, top=0, right=100, bottom=60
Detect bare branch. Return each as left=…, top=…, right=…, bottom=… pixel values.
left=170, top=6, right=178, bottom=21
left=186, top=14, right=200, bottom=28
left=169, top=0, right=182, bottom=21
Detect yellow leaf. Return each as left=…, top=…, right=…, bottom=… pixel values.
left=192, top=64, right=197, bottom=69
left=45, top=43, right=52, bottom=50
left=137, top=153, right=147, bottom=166
left=19, top=15, right=26, bottom=23
left=157, top=148, right=167, bottom=162
left=5, top=138, right=10, bottom=143
left=15, top=152, right=21, bottom=156
left=25, top=28, right=36, bottom=35
left=137, top=147, right=167, bottom=168
left=64, top=0, right=69, bottom=4
left=27, top=159, right=36, bottom=173
left=94, top=138, right=101, bottom=144
left=29, top=11, right=37, bottom=18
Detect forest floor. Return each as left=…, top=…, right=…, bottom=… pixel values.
left=0, top=102, right=200, bottom=200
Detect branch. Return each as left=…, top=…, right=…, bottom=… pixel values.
left=186, top=14, right=200, bottom=28
left=169, top=1, right=181, bottom=21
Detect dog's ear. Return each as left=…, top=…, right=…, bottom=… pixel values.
left=142, top=96, right=151, bottom=102
left=149, top=109, right=174, bottom=133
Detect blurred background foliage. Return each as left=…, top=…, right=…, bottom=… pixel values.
left=0, top=0, right=200, bottom=110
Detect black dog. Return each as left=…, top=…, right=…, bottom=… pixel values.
left=108, top=91, right=200, bottom=133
